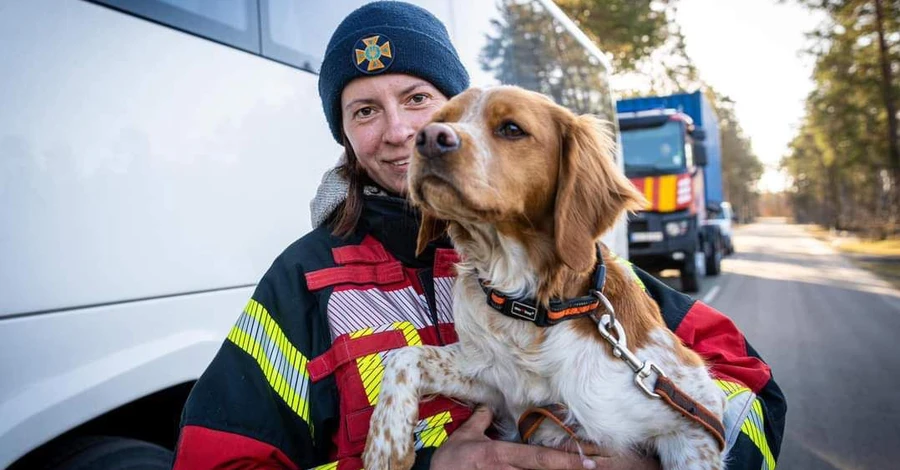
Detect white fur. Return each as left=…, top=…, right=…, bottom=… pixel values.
left=364, top=244, right=727, bottom=469
left=364, top=85, right=726, bottom=469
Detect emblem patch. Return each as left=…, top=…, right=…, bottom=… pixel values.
left=354, top=34, right=393, bottom=73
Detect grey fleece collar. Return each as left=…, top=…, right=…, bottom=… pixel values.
left=309, top=154, right=389, bottom=228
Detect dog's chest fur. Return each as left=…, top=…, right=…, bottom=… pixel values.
left=450, top=269, right=723, bottom=453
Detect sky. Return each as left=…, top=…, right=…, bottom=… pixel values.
left=674, top=0, right=826, bottom=192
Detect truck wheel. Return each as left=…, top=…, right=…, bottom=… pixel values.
left=681, top=253, right=701, bottom=293
left=34, top=436, right=173, bottom=470
left=705, top=238, right=722, bottom=276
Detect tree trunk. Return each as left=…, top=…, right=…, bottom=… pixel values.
left=874, top=0, right=900, bottom=216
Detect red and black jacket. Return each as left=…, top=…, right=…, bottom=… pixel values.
left=174, top=195, right=786, bottom=470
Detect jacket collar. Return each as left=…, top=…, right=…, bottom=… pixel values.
left=359, top=194, right=450, bottom=268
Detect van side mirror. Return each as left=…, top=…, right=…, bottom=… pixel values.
left=691, top=128, right=707, bottom=141
left=693, top=143, right=708, bottom=166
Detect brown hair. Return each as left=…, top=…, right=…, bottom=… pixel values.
left=330, top=134, right=369, bottom=238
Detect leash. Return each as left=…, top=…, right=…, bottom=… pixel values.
left=486, top=247, right=726, bottom=451
left=593, top=310, right=726, bottom=451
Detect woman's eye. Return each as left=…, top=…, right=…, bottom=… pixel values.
left=355, top=107, right=375, bottom=119
left=497, top=121, right=527, bottom=138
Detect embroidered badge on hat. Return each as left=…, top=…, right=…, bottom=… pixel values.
left=353, top=34, right=393, bottom=74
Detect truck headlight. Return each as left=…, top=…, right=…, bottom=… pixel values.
left=665, top=220, right=689, bottom=237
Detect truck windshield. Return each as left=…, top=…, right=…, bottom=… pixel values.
left=621, top=120, right=686, bottom=175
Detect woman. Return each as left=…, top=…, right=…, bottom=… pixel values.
left=173, top=2, right=785, bottom=469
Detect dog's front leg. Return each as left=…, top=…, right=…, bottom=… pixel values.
left=363, top=342, right=498, bottom=470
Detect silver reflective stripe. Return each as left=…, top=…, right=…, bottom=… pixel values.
left=722, top=387, right=756, bottom=454
left=227, top=299, right=311, bottom=429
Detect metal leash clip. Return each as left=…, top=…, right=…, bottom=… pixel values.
left=592, top=291, right=666, bottom=399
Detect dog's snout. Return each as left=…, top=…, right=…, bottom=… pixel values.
left=416, top=123, right=459, bottom=159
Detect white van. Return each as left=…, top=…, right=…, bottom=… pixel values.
left=0, top=1, right=626, bottom=467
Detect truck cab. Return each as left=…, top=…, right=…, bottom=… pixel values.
left=618, top=108, right=723, bottom=292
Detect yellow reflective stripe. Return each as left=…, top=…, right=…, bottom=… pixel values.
left=739, top=398, right=775, bottom=470
left=358, top=351, right=386, bottom=405
left=394, top=321, right=422, bottom=346
left=352, top=322, right=424, bottom=405
left=611, top=252, right=646, bottom=291
left=244, top=299, right=310, bottom=377
left=715, top=379, right=750, bottom=400
left=309, top=462, right=338, bottom=470
left=227, top=299, right=312, bottom=433
left=227, top=324, right=311, bottom=427
left=416, top=411, right=453, bottom=449
left=349, top=327, right=384, bottom=405
left=350, top=327, right=374, bottom=339
left=658, top=175, right=677, bottom=212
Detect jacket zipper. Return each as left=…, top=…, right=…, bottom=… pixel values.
left=417, top=268, right=445, bottom=345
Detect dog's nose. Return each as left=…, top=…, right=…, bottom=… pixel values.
left=416, top=123, right=459, bottom=159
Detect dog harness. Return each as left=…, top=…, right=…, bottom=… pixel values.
left=481, top=247, right=726, bottom=451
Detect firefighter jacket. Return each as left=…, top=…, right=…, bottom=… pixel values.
left=173, top=194, right=786, bottom=470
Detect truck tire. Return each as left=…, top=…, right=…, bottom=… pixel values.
left=33, top=436, right=173, bottom=470
left=681, top=252, right=701, bottom=293
left=705, top=237, right=722, bottom=276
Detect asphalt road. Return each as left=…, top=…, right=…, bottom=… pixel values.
left=659, top=218, right=900, bottom=469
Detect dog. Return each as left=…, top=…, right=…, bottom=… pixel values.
left=362, top=86, right=727, bottom=469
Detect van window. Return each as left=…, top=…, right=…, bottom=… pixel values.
left=260, top=0, right=451, bottom=72
left=90, top=0, right=260, bottom=53
left=454, top=0, right=615, bottom=123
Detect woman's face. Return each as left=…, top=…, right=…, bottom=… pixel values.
left=341, top=73, right=448, bottom=195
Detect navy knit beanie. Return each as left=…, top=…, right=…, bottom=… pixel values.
left=318, top=1, right=470, bottom=143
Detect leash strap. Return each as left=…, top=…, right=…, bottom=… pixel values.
left=654, top=376, right=727, bottom=451
left=517, top=404, right=579, bottom=443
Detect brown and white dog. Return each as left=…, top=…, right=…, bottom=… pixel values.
left=362, top=86, right=726, bottom=469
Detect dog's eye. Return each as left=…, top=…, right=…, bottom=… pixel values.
left=496, top=121, right=527, bottom=139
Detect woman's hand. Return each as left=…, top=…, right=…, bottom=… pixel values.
left=558, top=441, right=661, bottom=470
left=430, top=406, right=661, bottom=470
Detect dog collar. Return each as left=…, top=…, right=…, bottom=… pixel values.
left=480, top=245, right=607, bottom=327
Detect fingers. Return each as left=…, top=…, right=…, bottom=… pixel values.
left=492, top=441, right=602, bottom=469
left=555, top=439, right=610, bottom=458
left=453, top=405, right=494, bottom=438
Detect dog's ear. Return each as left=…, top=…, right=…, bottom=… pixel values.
left=416, top=212, right=450, bottom=256
left=554, top=115, right=646, bottom=272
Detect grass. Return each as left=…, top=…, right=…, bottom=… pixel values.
left=806, top=225, right=900, bottom=256
left=805, top=225, right=900, bottom=289
left=853, top=260, right=900, bottom=285
left=836, top=239, right=900, bottom=256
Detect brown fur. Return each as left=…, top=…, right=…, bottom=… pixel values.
left=366, top=89, right=721, bottom=470
left=409, top=86, right=680, bottom=352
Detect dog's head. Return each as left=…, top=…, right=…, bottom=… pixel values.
left=409, top=86, right=645, bottom=273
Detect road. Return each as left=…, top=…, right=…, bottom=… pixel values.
left=659, top=218, right=900, bottom=469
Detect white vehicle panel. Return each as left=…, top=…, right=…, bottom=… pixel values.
left=0, top=0, right=339, bottom=317
left=0, top=288, right=250, bottom=468
left=0, top=0, right=628, bottom=466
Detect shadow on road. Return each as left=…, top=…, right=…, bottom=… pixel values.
left=703, top=223, right=900, bottom=470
